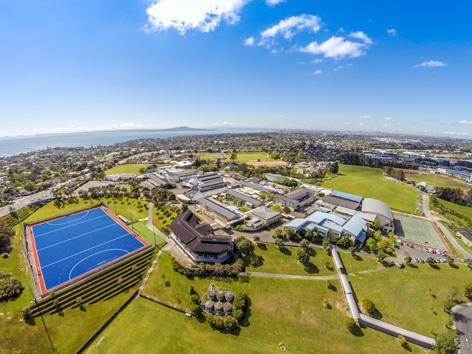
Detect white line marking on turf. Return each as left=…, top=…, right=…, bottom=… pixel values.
left=46, top=210, right=90, bottom=226
left=36, top=214, right=109, bottom=238
left=37, top=223, right=119, bottom=251
left=68, top=249, right=128, bottom=280
left=41, top=233, right=132, bottom=269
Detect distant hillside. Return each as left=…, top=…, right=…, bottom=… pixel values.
left=159, top=126, right=212, bottom=132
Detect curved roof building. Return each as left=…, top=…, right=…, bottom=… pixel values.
left=361, top=198, right=393, bottom=227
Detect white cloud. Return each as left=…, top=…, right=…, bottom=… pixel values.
left=301, top=33, right=372, bottom=60
left=146, top=0, right=249, bottom=34
left=387, top=28, right=397, bottom=37
left=416, top=60, right=448, bottom=68
left=266, top=0, right=285, bottom=6
left=349, top=31, right=373, bottom=45
left=384, top=116, right=393, bottom=121
left=244, top=37, right=255, bottom=46
left=313, top=69, right=323, bottom=75
left=261, top=14, right=321, bottom=40
left=459, top=120, right=472, bottom=125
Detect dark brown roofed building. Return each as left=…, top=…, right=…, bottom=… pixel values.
left=170, top=210, right=234, bottom=263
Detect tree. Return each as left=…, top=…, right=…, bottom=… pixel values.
left=465, top=283, right=472, bottom=300
left=330, top=162, right=339, bottom=174
left=285, top=227, right=298, bottom=242
left=230, top=152, right=237, bottom=162
left=425, top=257, right=435, bottom=266
left=322, top=236, right=331, bottom=253
left=404, top=256, right=412, bottom=265
left=446, top=256, right=454, bottom=267
left=0, top=223, right=14, bottom=253
left=361, top=299, right=376, bottom=316
left=273, top=228, right=283, bottom=240
left=236, top=238, right=254, bottom=258
left=434, top=330, right=458, bottom=354
left=300, top=239, right=310, bottom=250
left=297, top=248, right=310, bottom=266
left=466, top=258, right=472, bottom=271
left=275, top=238, right=285, bottom=251
left=0, top=272, right=23, bottom=301
left=344, top=317, right=357, bottom=333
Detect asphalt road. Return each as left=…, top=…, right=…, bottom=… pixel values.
left=0, top=189, right=54, bottom=218
left=453, top=304, right=472, bottom=354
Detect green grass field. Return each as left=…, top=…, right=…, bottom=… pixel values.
left=199, top=152, right=227, bottom=160
left=432, top=197, right=472, bottom=231
left=105, top=164, right=150, bottom=175
left=248, top=244, right=379, bottom=275
left=235, top=151, right=274, bottom=162
left=0, top=200, right=144, bottom=353
left=405, top=172, right=471, bottom=190
left=130, top=221, right=167, bottom=247
left=88, top=252, right=427, bottom=354
left=394, top=214, right=444, bottom=249
left=321, top=164, right=419, bottom=214
left=351, top=263, right=471, bottom=337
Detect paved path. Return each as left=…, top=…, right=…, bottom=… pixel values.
left=243, top=271, right=339, bottom=280
left=453, top=303, right=472, bottom=354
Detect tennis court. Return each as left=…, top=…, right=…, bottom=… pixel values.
left=394, top=214, right=445, bottom=250
left=27, top=206, right=149, bottom=295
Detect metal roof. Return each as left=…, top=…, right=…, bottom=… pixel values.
left=330, top=190, right=363, bottom=203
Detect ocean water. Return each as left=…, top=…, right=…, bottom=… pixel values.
left=0, top=130, right=220, bottom=157
left=0, top=128, right=275, bottom=157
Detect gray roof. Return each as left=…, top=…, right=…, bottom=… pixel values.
left=227, top=189, right=263, bottom=207
left=198, top=197, right=240, bottom=220
left=250, top=206, right=281, bottom=221
left=361, top=198, right=393, bottom=221
left=241, top=181, right=273, bottom=194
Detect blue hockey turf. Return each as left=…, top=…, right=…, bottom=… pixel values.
left=29, top=207, right=147, bottom=293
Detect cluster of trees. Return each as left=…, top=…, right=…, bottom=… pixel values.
left=338, top=152, right=419, bottom=170
left=364, top=230, right=396, bottom=260
left=435, top=187, right=472, bottom=207
left=151, top=187, right=176, bottom=205
left=273, top=177, right=298, bottom=188
left=0, top=223, right=14, bottom=254
left=171, top=257, right=243, bottom=278
left=0, top=272, right=23, bottom=302
left=235, top=238, right=263, bottom=268
left=384, top=166, right=405, bottom=181
left=296, top=240, right=311, bottom=266
left=205, top=292, right=250, bottom=333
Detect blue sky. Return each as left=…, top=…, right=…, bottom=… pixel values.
left=0, top=0, right=471, bottom=138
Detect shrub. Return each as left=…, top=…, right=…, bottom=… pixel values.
left=434, top=330, right=458, bottom=354
left=0, top=272, right=24, bottom=302
left=344, top=317, right=357, bottom=332
left=465, top=283, right=472, bottom=300
left=233, top=292, right=249, bottom=322
left=361, top=299, right=376, bottom=316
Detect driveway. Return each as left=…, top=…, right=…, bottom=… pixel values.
left=453, top=304, right=472, bottom=354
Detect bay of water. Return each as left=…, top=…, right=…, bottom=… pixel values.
left=0, top=128, right=274, bottom=157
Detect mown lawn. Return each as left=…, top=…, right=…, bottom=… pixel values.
left=351, top=263, right=472, bottom=337
left=26, top=197, right=149, bottom=224
left=236, top=151, right=274, bottom=162
left=248, top=244, right=379, bottom=276
left=432, top=197, right=472, bottom=237
left=0, top=200, right=142, bottom=353
left=131, top=221, right=167, bottom=247
left=90, top=252, right=424, bottom=354
left=105, top=164, right=150, bottom=176
left=405, top=172, right=471, bottom=190
left=321, top=164, right=419, bottom=214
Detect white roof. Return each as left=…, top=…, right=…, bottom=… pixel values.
left=361, top=198, right=393, bottom=221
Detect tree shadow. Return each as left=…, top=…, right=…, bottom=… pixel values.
left=304, top=262, right=319, bottom=274
left=406, top=263, right=418, bottom=269
left=238, top=297, right=252, bottom=328
left=257, top=243, right=267, bottom=251
left=280, top=247, right=292, bottom=256
left=428, top=263, right=440, bottom=270
left=307, top=248, right=317, bottom=257
left=349, top=324, right=364, bottom=337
